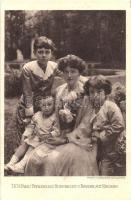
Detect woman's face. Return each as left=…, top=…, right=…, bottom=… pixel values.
left=41, top=97, right=54, bottom=117
left=89, top=87, right=106, bottom=107
left=63, top=66, right=80, bottom=88
left=35, top=47, right=52, bottom=65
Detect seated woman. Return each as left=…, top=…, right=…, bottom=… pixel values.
left=25, top=55, right=99, bottom=176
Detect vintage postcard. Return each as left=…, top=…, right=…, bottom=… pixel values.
left=0, top=0, right=131, bottom=200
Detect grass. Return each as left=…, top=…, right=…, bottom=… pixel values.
left=4, top=97, right=20, bottom=164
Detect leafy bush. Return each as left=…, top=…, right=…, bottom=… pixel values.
left=5, top=67, right=22, bottom=97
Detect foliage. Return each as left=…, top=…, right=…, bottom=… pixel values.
left=5, top=65, right=22, bottom=97
left=5, top=11, right=26, bottom=60
left=5, top=10, right=125, bottom=67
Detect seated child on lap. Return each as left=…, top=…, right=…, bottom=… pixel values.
left=5, top=95, right=59, bottom=173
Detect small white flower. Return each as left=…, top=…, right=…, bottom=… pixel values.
left=64, top=91, right=77, bottom=103
left=59, top=108, right=74, bottom=123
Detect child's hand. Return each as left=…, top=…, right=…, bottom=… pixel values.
left=92, top=131, right=100, bottom=138
left=21, top=134, right=26, bottom=142
left=91, top=131, right=100, bottom=143
left=50, top=130, right=59, bottom=137
left=23, top=124, right=34, bottom=137
left=39, top=133, right=52, bottom=142
left=23, top=117, right=32, bottom=125
left=45, top=136, right=67, bottom=146
left=99, top=130, right=108, bottom=142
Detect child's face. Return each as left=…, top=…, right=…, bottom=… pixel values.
left=35, top=47, right=52, bottom=65
left=41, top=97, right=54, bottom=117
left=89, top=87, right=106, bottom=107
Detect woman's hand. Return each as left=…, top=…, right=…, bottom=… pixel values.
left=59, top=108, right=74, bottom=123
left=67, top=134, right=93, bottom=151
left=99, top=130, right=108, bottom=142
left=45, top=136, right=68, bottom=146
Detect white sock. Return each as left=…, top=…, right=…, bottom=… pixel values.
left=15, top=147, right=33, bottom=169
left=7, top=155, right=19, bottom=165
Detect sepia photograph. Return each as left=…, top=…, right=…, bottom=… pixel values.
left=4, top=10, right=126, bottom=177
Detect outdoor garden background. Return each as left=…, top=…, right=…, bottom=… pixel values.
left=4, top=10, right=126, bottom=164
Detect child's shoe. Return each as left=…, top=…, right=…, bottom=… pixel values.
left=4, top=163, right=14, bottom=171
left=9, top=163, right=24, bottom=174
left=4, top=155, right=19, bottom=171
left=8, top=152, right=30, bottom=173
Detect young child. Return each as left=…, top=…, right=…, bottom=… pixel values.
left=16, top=36, right=61, bottom=142
left=108, top=82, right=126, bottom=175
left=5, top=95, right=60, bottom=173
left=109, top=82, right=126, bottom=124
left=84, top=75, right=125, bottom=176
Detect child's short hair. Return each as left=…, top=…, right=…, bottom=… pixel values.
left=84, top=75, right=112, bottom=95
left=34, top=36, right=56, bottom=52
left=58, top=54, right=86, bottom=74
left=110, top=82, right=126, bottom=104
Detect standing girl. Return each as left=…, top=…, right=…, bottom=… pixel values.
left=16, top=36, right=61, bottom=141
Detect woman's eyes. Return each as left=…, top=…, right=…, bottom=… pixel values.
left=65, top=70, right=77, bottom=74
left=70, top=69, right=75, bottom=73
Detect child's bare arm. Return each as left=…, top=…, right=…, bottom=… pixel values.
left=22, top=116, right=36, bottom=141
left=50, top=121, right=60, bottom=137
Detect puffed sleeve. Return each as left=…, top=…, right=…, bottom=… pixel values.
left=22, top=64, right=34, bottom=116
